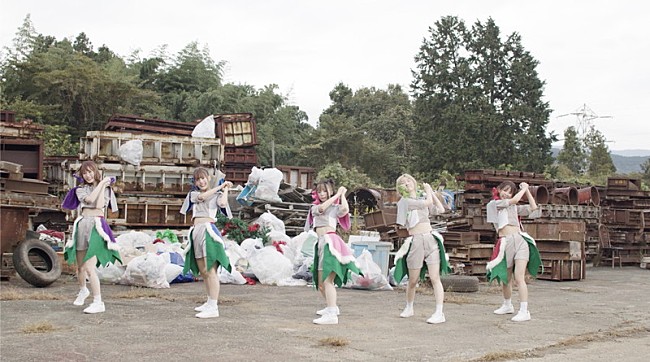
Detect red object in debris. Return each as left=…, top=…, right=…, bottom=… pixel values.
left=272, top=241, right=287, bottom=254
left=38, top=230, right=65, bottom=242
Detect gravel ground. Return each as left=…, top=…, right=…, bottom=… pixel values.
left=1, top=266, right=649, bottom=361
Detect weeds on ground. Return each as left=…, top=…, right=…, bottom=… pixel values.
left=215, top=296, right=237, bottom=305
left=443, top=293, right=474, bottom=304
left=192, top=296, right=238, bottom=305
left=318, top=337, right=349, bottom=347
left=550, top=326, right=647, bottom=347
left=472, top=324, right=647, bottom=361
left=471, top=350, right=535, bottom=361
left=114, top=287, right=176, bottom=302
left=21, top=321, right=56, bottom=334
left=0, top=288, right=63, bottom=301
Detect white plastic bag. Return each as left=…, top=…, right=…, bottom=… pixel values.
left=240, top=238, right=264, bottom=259
left=97, top=263, right=125, bottom=283
left=119, top=140, right=143, bottom=166
left=255, top=212, right=286, bottom=234
left=247, top=166, right=264, bottom=185
left=191, top=114, right=215, bottom=138
left=218, top=267, right=247, bottom=284
left=248, top=246, right=293, bottom=285
left=346, top=250, right=393, bottom=291
left=254, top=168, right=283, bottom=203
left=123, top=253, right=170, bottom=288
left=164, top=263, right=183, bottom=283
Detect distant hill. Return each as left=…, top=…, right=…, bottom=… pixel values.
left=610, top=154, right=647, bottom=173
left=610, top=149, right=650, bottom=157
left=551, top=148, right=649, bottom=174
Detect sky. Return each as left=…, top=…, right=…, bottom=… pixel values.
left=1, top=0, right=649, bottom=154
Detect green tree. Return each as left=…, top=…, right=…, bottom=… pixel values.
left=640, top=158, right=650, bottom=186
left=411, top=16, right=554, bottom=176
left=38, top=124, right=77, bottom=156
left=584, top=126, right=616, bottom=178
left=557, top=126, right=587, bottom=174
left=300, top=83, right=413, bottom=187
left=316, top=162, right=378, bottom=190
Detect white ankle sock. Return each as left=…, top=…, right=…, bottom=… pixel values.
left=435, top=304, right=443, bottom=314
left=504, top=298, right=512, bottom=306
left=520, top=302, right=528, bottom=312
left=93, top=296, right=102, bottom=303
left=406, top=302, right=414, bottom=309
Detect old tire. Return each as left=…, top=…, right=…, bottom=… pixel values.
left=441, top=275, right=479, bottom=293
left=13, top=238, right=62, bottom=287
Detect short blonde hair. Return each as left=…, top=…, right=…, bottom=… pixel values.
left=396, top=173, right=417, bottom=197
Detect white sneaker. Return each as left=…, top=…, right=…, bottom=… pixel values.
left=511, top=310, right=531, bottom=322
left=73, top=288, right=90, bottom=306
left=316, top=306, right=340, bottom=316
left=313, top=313, right=338, bottom=325
left=195, top=302, right=209, bottom=312
left=83, top=302, right=105, bottom=314
left=400, top=306, right=414, bottom=318
left=196, top=306, right=219, bottom=318
left=494, top=304, right=515, bottom=315
left=426, top=312, right=446, bottom=324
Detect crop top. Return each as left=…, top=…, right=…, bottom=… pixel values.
left=75, top=184, right=118, bottom=213
left=395, top=197, right=439, bottom=230
left=486, top=199, right=541, bottom=231
left=310, top=204, right=347, bottom=229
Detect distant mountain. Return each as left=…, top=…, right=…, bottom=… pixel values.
left=610, top=154, right=647, bottom=173
left=551, top=148, right=649, bottom=174
left=611, top=149, right=650, bottom=157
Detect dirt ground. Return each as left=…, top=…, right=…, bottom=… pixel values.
left=1, top=266, right=649, bottom=362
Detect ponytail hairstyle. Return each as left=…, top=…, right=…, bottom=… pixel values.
left=496, top=181, right=517, bottom=196
left=312, top=178, right=335, bottom=204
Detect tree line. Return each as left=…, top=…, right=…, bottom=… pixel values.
left=3, top=15, right=645, bottom=189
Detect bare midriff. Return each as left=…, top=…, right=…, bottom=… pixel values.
left=193, top=217, right=214, bottom=225
left=408, top=222, right=432, bottom=236
left=81, top=208, right=104, bottom=217
left=498, top=224, right=520, bottom=237
left=315, top=226, right=335, bottom=237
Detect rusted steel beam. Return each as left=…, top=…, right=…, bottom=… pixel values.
left=104, top=114, right=195, bottom=136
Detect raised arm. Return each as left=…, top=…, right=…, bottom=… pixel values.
left=524, top=185, right=538, bottom=211
left=217, top=181, right=233, bottom=208
left=318, top=186, right=348, bottom=214
left=198, top=181, right=233, bottom=202
left=424, top=183, right=445, bottom=214
left=84, top=177, right=112, bottom=209
left=506, top=182, right=529, bottom=205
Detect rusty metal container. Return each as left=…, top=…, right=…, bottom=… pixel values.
left=0, top=138, right=44, bottom=180
left=278, top=165, right=315, bottom=190
left=224, top=146, right=258, bottom=166
left=523, top=185, right=549, bottom=204
left=215, top=113, right=258, bottom=147
left=607, top=177, right=641, bottom=191
left=577, top=186, right=600, bottom=206
left=0, top=207, right=29, bottom=255
left=551, top=187, right=579, bottom=205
